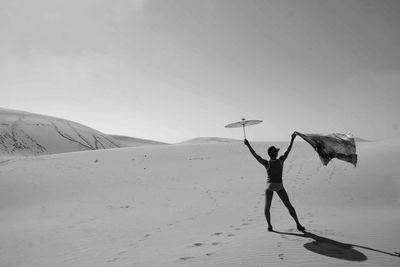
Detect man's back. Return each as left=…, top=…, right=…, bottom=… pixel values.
left=266, top=158, right=284, bottom=183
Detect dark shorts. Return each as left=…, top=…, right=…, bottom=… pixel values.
left=266, top=182, right=284, bottom=192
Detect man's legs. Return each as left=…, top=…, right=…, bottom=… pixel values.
left=265, top=189, right=274, bottom=231
left=277, top=188, right=306, bottom=231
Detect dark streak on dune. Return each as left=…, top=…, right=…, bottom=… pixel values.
left=0, top=116, right=46, bottom=155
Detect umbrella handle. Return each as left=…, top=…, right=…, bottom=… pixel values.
left=242, top=118, right=247, bottom=139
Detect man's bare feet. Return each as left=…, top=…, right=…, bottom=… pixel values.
left=297, top=224, right=306, bottom=232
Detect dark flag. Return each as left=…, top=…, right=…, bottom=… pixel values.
left=296, top=132, right=358, bottom=167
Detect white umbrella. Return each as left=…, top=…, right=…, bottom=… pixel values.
left=225, top=118, right=263, bottom=139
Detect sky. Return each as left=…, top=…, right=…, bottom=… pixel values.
left=1, top=0, right=400, bottom=143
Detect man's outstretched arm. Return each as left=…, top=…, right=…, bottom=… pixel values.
left=244, top=139, right=267, bottom=166
left=281, top=132, right=297, bottom=161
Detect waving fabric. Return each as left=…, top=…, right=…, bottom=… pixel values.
left=296, top=132, right=358, bottom=167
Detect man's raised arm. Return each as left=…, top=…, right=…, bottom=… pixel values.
left=281, top=132, right=297, bottom=162
left=244, top=139, right=267, bottom=166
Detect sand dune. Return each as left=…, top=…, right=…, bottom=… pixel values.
left=0, top=108, right=124, bottom=156
left=0, top=138, right=399, bottom=266
left=109, top=135, right=167, bottom=147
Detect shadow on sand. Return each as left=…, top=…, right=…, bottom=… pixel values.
left=273, top=230, right=400, bottom=262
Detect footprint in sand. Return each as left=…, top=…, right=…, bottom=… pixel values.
left=179, top=257, right=194, bottom=261
left=205, top=252, right=215, bottom=257
left=139, top=233, right=151, bottom=242
left=128, top=243, right=138, bottom=248
left=227, top=234, right=235, bottom=237
left=241, top=223, right=248, bottom=226
left=192, top=243, right=203, bottom=247
left=212, top=232, right=223, bottom=236
left=107, top=257, right=119, bottom=263
left=278, top=253, right=285, bottom=260
left=277, top=242, right=281, bottom=248
left=212, top=242, right=221, bottom=246
left=234, top=228, right=241, bottom=231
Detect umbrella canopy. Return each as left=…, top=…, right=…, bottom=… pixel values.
left=225, top=119, right=263, bottom=128
left=225, top=118, right=263, bottom=139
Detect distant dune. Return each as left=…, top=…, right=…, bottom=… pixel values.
left=109, top=135, right=167, bottom=147
left=183, top=137, right=241, bottom=143
left=0, top=108, right=123, bottom=156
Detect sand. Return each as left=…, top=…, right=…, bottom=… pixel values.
left=1, top=137, right=399, bottom=266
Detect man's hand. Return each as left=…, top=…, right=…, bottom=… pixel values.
left=244, top=139, right=250, bottom=146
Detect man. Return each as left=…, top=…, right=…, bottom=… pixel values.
left=244, top=132, right=305, bottom=232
